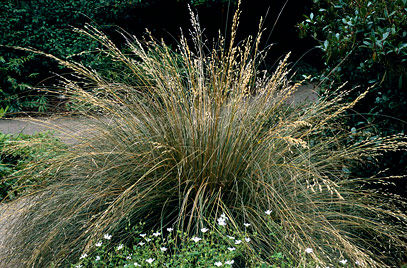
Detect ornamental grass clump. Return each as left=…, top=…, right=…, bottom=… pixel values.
left=3, top=5, right=407, bottom=267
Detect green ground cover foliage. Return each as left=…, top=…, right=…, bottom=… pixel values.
left=0, top=131, right=66, bottom=201
left=71, top=220, right=274, bottom=267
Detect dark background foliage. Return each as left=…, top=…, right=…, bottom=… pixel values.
left=0, top=0, right=316, bottom=114
left=298, top=0, right=407, bottom=193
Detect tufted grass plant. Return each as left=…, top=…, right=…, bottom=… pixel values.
left=3, top=5, right=407, bottom=267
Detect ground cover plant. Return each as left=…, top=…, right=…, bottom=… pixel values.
left=71, top=219, right=289, bottom=267
left=0, top=131, right=65, bottom=201
left=3, top=4, right=407, bottom=267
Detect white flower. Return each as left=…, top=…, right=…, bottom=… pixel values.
left=95, top=256, right=101, bottom=261
left=217, top=213, right=228, bottom=226
left=146, top=258, right=155, bottom=264
left=75, top=265, right=82, bottom=268
left=305, top=248, right=313, bottom=254
left=116, top=244, right=124, bottom=250
left=95, top=241, right=102, bottom=247
left=225, top=260, right=235, bottom=265
left=153, top=232, right=161, bottom=237
left=339, top=259, right=348, bottom=265
left=227, top=247, right=236, bottom=251
left=235, top=240, right=242, bottom=245
left=167, top=228, right=174, bottom=232
left=217, top=219, right=227, bottom=226
left=138, top=241, right=145, bottom=246
left=146, top=238, right=152, bottom=242
left=227, top=235, right=235, bottom=240
left=201, top=227, right=209, bottom=233
left=134, top=263, right=141, bottom=267
left=79, top=253, right=87, bottom=260
left=191, top=236, right=202, bottom=242
left=243, top=223, right=251, bottom=227
left=126, top=255, right=132, bottom=260
left=355, top=260, right=360, bottom=265
left=214, top=261, right=223, bottom=267
left=245, top=237, right=251, bottom=242
left=160, top=247, right=167, bottom=252
left=103, top=234, right=112, bottom=240
left=140, top=233, right=146, bottom=237
left=265, top=210, right=272, bottom=215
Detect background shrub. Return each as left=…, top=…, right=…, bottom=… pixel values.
left=298, top=0, right=407, bottom=131
left=0, top=0, right=145, bottom=113
left=298, top=0, right=407, bottom=191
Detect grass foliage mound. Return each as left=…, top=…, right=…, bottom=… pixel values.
left=3, top=7, right=407, bottom=267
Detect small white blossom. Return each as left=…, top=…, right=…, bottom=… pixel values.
left=167, top=228, right=174, bottom=232
left=146, top=258, right=155, bottom=264
left=126, top=255, right=132, bottom=260
left=305, top=248, right=313, bottom=254
left=116, top=244, right=124, bottom=250
left=160, top=247, right=168, bottom=252
left=355, top=260, right=360, bottom=265
left=227, top=236, right=235, bottom=240
left=235, top=240, right=242, bottom=245
left=243, top=223, right=251, bottom=227
left=245, top=237, right=251, bottom=242
left=201, top=227, right=209, bottom=233
left=217, top=219, right=227, bottom=226
left=217, top=213, right=228, bottom=226
left=214, top=261, right=223, bottom=267
left=95, top=256, right=101, bottom=261
left=138, top=241, right=145, bottom=246
left=225, top=260, right=235, bottom=265
left=134, top=263, right=141, bottom=267
left=191, top=236, right=202, bottom=242
left=140, top=233, right=146, bottom=237
left=79, top=253, right=87, bottom=260
left=153, top=232, right=161, bottom=237
left=227, top=247, right=236, bottom=251
left=146, top=238, right=152, bottom=242
left=95, top=241, right=102, bottom=247
left=339, top=259, right=348, bottom=265
left=75, top=265, right=82, bottom=268
left=265, top=210, right=272, bottom=215
left=103, top=234, right=112, bottom=240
